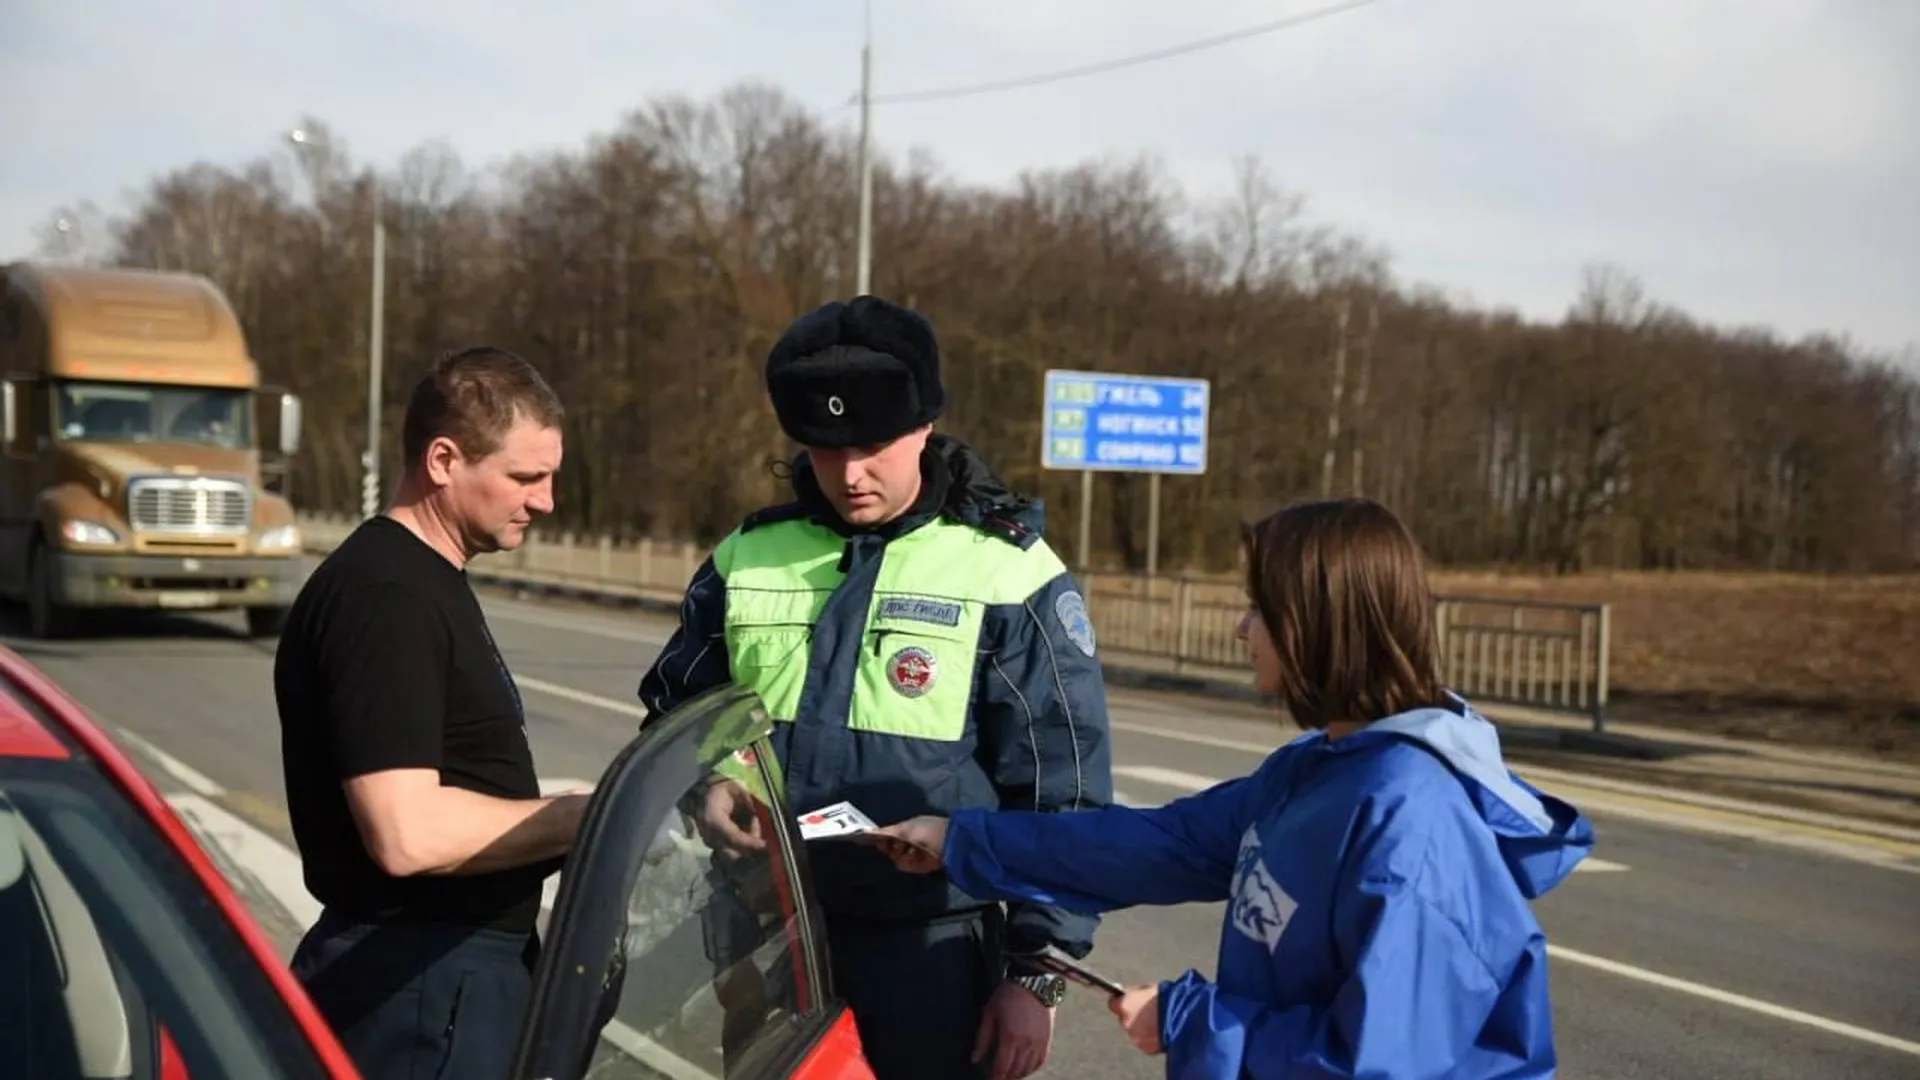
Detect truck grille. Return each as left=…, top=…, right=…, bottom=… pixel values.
left=127, top=477, right=251, bottom=535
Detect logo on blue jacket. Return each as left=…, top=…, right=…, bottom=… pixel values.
left=1054, top=590, right=1096, bottom=657
left=1230, top=828, right=1295, bottom=952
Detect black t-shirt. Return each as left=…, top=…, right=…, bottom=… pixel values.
left=274, top=515, right=558, bottom=932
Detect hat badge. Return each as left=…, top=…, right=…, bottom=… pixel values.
left=886, top=644, right=938, bottom=697
left=827, top=394, right=845, bottom=416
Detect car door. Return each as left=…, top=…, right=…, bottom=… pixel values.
left=510, top=682, right=876, bottom=1080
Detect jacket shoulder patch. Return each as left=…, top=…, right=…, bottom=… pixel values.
left=1230, top=828, right=1295, bottom=952
left=877, top=595, right=963, bottom=627
left=1053, top=589, right=1096, bottom=657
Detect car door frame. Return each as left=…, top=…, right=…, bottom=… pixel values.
left=508, top=681, right=865, bottom=1080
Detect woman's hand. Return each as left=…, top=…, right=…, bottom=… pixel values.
left=1109, top=985, right=1163, bottom=1055
left=867, top=815, right=950, bottom=873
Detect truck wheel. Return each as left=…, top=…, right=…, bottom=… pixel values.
left=27, top=541, right=78, bottom=639
left=246, top=606, right=290, bottom=638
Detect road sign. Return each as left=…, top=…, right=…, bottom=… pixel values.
left=1041, top=370, right=1209, bottom=475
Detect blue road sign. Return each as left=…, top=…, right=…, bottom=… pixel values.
left=1041, top=369, right=1209, bottom=475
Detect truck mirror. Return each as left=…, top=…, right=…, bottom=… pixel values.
left=1, top=381, right=14, bottom=447
left=278, top=393, right=302, bottom=455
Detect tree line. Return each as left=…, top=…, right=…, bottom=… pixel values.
left=33, top=82, right=1920, bottom=575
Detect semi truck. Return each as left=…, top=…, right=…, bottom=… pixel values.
left=0, top=261, right=305, bottom=638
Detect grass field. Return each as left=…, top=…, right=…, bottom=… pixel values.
left=1424, top=569, right=1920, bottom=755
left=1113, top=568, right=1920, bottom=757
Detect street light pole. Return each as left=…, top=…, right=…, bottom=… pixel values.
left=854, top=0, right=874, bottom=296
left=288, top=127, right=385, bottom=519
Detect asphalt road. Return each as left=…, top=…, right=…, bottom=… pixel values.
left=4, top=588, right=1917, bottom=1080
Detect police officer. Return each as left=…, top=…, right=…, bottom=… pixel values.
left=638, top=295, right=1115, bottom=1080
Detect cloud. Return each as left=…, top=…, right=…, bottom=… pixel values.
left=2, top=0, right=1913, bottom=358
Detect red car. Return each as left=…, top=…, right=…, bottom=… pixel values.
left=0, top=644, right=876, bottom=1080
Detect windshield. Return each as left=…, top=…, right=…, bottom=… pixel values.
left=0, top=762, right=334, bottom=1080
left=53, top=380, right=252, bottom=449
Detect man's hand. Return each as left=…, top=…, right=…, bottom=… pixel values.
left=972, top=980, right=1056, bottom=1080
left=1109, top=985, right=1162, bottom=1056
left=867, top=814, right=949, bottom=873
left=694, top=779, right=766, bottom=862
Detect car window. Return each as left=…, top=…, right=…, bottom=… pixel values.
left=0, top=764, right=336, bottom=1080
left=518, top=684, right=836, bottom=1080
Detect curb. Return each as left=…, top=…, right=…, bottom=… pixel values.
left=1514, top=762, right=1920, bottom=847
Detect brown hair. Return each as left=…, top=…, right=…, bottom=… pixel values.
left=1241, top=498, right=1445, bottom=729
left=401, top=346, right=564, bottom=468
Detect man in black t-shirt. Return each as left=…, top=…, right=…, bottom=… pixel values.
left=275, top=346, right=587, bottom=1080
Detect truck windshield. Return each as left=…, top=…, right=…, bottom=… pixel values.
left=53, top=381, right=252, bottom=449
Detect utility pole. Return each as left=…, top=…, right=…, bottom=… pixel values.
left=365, top=181, right=386, bottom=519
left=1320, top=295, right=1350, bottom=499
left=854, top=0, right=874, bottom=296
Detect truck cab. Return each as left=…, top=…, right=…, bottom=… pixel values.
left=0, top=262, right=304, bottom=639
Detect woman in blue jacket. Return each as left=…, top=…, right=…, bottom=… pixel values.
left=871, top=498, right=1594, bottom=1079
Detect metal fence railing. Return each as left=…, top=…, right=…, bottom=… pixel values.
left=296, top=512, right=1610, bottom=729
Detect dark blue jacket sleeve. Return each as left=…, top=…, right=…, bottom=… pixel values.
left=636, top=555, right=732, bottom=730
left=973, top=569, right=1116, bottom=960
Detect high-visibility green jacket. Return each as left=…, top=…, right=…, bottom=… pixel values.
left=639, top=435, right=1115, bottom=959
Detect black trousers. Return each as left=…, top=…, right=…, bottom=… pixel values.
left=826, top=907, right=1005, bottom=1080
left=289, top=908, right=538, bottom=1080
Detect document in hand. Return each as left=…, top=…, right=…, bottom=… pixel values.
left=794, top=802, right=943, bottom=859
left=796, top=801, right=880, bottom=841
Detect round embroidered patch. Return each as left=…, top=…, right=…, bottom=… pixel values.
left=1054, top=590, right=1096, bottom=657
left=886, top=645, right=939, bottom=697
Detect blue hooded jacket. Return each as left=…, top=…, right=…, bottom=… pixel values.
left=938, top=696, right=1594, bottom=1079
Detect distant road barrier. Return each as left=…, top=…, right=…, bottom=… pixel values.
left=296, top=512, right=1610, bottom=729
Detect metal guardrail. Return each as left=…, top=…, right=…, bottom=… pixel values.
left=296, top=512, right=1610, bottom=729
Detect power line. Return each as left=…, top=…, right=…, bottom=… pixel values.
left=858, top=0, right=1383, bottom=106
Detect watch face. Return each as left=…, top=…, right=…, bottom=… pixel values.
left=1020, top=975, right=1067, bottom=1006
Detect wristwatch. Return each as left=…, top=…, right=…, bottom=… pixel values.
left=1010, top=972, right=1068, bottom=1007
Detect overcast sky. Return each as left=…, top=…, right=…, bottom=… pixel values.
left=4, top=0, right=1915, bottom=361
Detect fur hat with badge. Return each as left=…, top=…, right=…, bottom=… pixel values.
left=765, top=295, right=945, bottom=448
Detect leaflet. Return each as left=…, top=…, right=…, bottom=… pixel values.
left=795, top=801, right=880, bottom=841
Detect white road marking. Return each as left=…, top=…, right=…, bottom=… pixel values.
left=485, top=600, right=670, bottom=647
left=539, top=776, right=598, bottom=795
left=1113, top=764, right=1229, bottom=793
left=166, top=793, right=322, bottom=928
left=1547, top=946, right=1920, bottom=1059
left=1110, top=718, right=1274, bottom=755
left=518, top=675, right=649, bottom=720
left=116, top=727, right=226, bottom=797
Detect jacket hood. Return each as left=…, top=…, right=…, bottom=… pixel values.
left=925, top=433, right=1045, bottom=538
left=1342, top=696, right=1594, bottom=898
